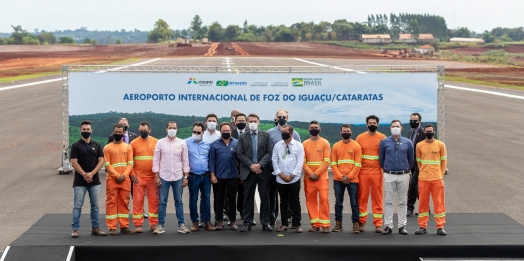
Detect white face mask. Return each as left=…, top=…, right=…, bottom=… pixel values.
left=192, top=133, right=202, bottom=141
left=249, top=123, right=258, bottom=131
left=207, top=122, right=217, bottom=131
left=391, top=127, right=401, bottom=136
left=167, top=129, right=177, bottom=138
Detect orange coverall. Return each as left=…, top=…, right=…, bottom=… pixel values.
left=416, top=140, right=447, bottom=229
left=104, top=142, right=133, bottom=230
left=130, top=137, right=159, bottom=228
left=302, top=137, right=331, bottom=228
left=355, top=132, right=386, bottom=226
left=331, top=140, right=362, bottom=183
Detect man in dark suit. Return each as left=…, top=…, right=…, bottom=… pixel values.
left=231, top=113, right=247, bottom=220
left=107, top=118, right=138, bottom=144
left=237, top=113, right=273, bottom=232
left=407, top=113, right=426, bottom=216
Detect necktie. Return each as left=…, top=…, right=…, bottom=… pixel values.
left=251, top=132, right=257, bottom=163
left=410, top=130, right=416, bottom=148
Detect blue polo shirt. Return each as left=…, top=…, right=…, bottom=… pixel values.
left=379, top=136, right=414, bottom=172
left=185, top=137, right=210, bottom=175
left=209, top=138, right=239, bottom=179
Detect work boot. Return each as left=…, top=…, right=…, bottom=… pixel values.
left=71, top=230, right=79, bottom=238
left=150, top=225, right=158, bottom=232
left=205, top=221, right=216, bottom=231
left=375, top=226, right=382, bottom=233
left=135, top=226, right=143, bottom=233
left=352, top=222, right=360, bottom=234
left=332, top=221, right=343, bottom=232
left=120, top=227, right=135, bottom=234
left=91, top=227, right=107, bottom=236
left=437, top=228, right=447, bottom=236
left=215, top=221, right=224, bottom=230
left=295, top=226, right=303, bottom=233
left=322, top=227, right=330, bottom=233
left=191, top=222, right=199, bottom=232
left=359, top=222, right=365, bottom=232
left=108, top=229, right=117, bottom=235
left=308, top=226, right=320, bottom=232
left=415, top=227, right=427, bottom=235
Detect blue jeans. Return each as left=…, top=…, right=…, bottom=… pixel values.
left=158, top=178, right=184, bottom=226
left=188, top=173, right=211, bottom=223
left=72, top=185, right=101, bottom=230
left=334, top=180, right=359, bottom=223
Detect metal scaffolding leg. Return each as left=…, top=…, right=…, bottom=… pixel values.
left=58, top=66, right=73, bottom=175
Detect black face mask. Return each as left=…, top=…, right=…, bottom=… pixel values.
left=221, top=132, right=231, bottom=139
left=309, top=129, right=320, bottom=136
left=410, top=120, right=420, bottom=129
left=113, top=133, right=123, bottom=141
left=140, top=132, right=149, bottom=139
left=341, top=133, right=351, bottom=139
left=236, top=123, right=246, bottom=130
left=274, top=120, right=278, bottom=126
left=368, top=125, right=378, bottom=132
left=425, top=132, right=435, bottom=139
left=281, top=132, right=291, bottom=140
left=278, top=118, right=287, bottom=126
left=81, top=132, right=91, bottom=139
left=123, top=126, right=128, bottom=132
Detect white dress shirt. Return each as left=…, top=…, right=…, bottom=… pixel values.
left=202, top=130, right=221, bottom=143
left=271, top=139, right=304, bottom=184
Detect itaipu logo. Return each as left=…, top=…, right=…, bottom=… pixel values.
left=292, top=77, right=322, bottom=87
left=187, top=78, right=198, bottom=84
left=292, top=78, right=304, bottom=87
left=187, top=77, right=213, bottom=86
left=216, top=80, right=229, bottom=86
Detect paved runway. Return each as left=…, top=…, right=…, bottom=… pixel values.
left=0, top=57, right=522, bottom=250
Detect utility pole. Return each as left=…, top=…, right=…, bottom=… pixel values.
left=454, top=11, right=456, bottom=30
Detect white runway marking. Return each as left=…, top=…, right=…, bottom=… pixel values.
left=96, top=58, right=162, bottom=73
left=293, top=58, right=365, bottom=74
left=66, top=246, right=74, bottom=261
left=445, top=85, right=524, bottom=100
left=0, top=246, right=10, bottom=261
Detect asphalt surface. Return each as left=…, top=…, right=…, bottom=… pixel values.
left=0, top=57, right=523, bottom=250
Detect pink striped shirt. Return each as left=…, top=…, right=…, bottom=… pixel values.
left=152, top=136, right=190, bottom=181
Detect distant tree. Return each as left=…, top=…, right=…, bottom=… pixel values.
left=59, top=36, right=74, bottom=44
left=104, top=36, right=112, bottom=44
left=225, top=25, right=240, bottom=41
left=305, top=32, right=313, bottom=41
left=408, top=19, right=419, bottom=36
left=208, top=22, right=224, bottom=42
left=321, top=33, right=329, bottom=40
left=455, top=27, right=471, bottom=38
left=90, top=39, right=97, bottom=45
left=190, top=15, right=203, bottom=38
left=264, top=28, right=273, bottom=42
left=115, top=38, right=122, bottom=44
left=330, top=31, right=337, bottom=40
left=482, top=33, right=495, bottom=43
left=11, top=25, right=30, bottom=44
left=83, top=38, right=91, bottom=44
left=147, top=19, right=175, bottom=43
left=37, top=32, right=56, bottom=44
left=243, top=20, right=248, bottom=33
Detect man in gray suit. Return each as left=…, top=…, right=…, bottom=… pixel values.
left=237, top=113, right=274, bottom=232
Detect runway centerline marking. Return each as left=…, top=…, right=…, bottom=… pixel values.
left=0, top=58, right=162, bottom=91
left=445, top=85, right=524, bottom=100
left=293, top=58, right=365, bottom=74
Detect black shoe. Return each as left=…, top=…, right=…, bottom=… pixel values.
left=269, top=216, right=276, bottom=227
left=399, top=227, right=408, bottom=235
left=437, top=228, right=447, bottom=236
left=415, top=227, right=427, bottom=235
left=240, top=226, right=252, bottom=232
left=407, top=210, right=414, bottom=216
left=381, top=226, right=392, bottom=235
left=262, top=225, right=273, bottom=232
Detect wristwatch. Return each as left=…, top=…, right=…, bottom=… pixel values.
left=184, top=176, right=188, bottom=179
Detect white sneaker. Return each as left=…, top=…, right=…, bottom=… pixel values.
left=178, top=224, right=190, bottom=234
left=153, top=225, right=165, bottom=234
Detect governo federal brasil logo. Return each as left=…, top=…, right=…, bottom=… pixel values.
left=292, top=78, right=303, bottom=87
left=292, top=77, right=322, bottom=86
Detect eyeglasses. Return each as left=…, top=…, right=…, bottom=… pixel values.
left=193, top=131, right=202, bottom=134
left=282, top=145, right=291, bottom=159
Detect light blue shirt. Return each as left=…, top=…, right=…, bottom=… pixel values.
left=267, top=126, right=301, bottom=147
left=185, top=137, right=210, bottom=175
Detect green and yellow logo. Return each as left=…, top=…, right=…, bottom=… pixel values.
left=292, top=78, right=303, bottom=87
left=216, top=80, right=229, bottom=86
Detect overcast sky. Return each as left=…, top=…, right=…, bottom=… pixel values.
left=2, top=0, right=523, bottom=33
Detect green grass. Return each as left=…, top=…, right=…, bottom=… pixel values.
left=437, top=50, right=522, bottom=66
left=313, top=41, right=417, bottom=50
left=445, top=76, right=524, bottom=91
left=0, top=58, right=143, bottom=83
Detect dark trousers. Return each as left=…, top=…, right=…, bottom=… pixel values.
left=213, top=178, right=238, bottom=222
left=407, top=168, right=420, bottom=211
left=277, top=181, right=301, bottom=227
left=270, top=175, right=279, bottom=219
left=224, top=180, right=244, bottom=219
left=334, top=180, right=359, bottom=223
left=242, top=172, right=270, bottom=227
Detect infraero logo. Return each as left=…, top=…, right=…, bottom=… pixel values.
left=216, top=80, right=229, bottom=86
left=187, top=78, right=198, bottom=84
left=292, top=78, right=304, bottom=87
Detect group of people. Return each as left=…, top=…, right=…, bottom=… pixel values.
left=70, top=110, right=447, bottom=238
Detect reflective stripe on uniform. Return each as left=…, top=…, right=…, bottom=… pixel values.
left=306, top=162, right=322, bottom=166
left=319, top=220, right=330, bottom=224
left=310, top=218, right=320, bottom=224
left=331, top=162, right=338, bottom=166
left=337, top=159, right=355, bottom=164
left=148, top=213, right=159, bottom=218
left=112, top=162, right=128, bottom=167
left=134, top=156, right=154, bottom=160
left=116, top=214, right=129, bottom=218
left=323, top=158, right=330, bottom=163
left=373, top=213, right=383, bottom=218
left=359, top=212, right=368, bottom=217
left=434, top=212, right=446, bottom=218
left=418, top=212, right=430, bottom=218
left=419, top=160, right=441, bottom=165
left=106, top=214, right=117, bottom=219
left=441, top=156, right=448, bottom=160
left=133, top=214, right=143, bottom=219
left=103, top=162, right=110, bottom=167
left=127, top=161, right=134, bottom=165
left=362, top=155, right=379, bottom=160
left=355, top=162, right=362, bottom=167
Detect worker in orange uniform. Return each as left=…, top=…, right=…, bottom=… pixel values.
left=356, top=115, right=386, bottom=233
left=331, top=124, right=362, bottom=233
left=130, top=121, right=159, bottom=233
left=415, top=124, right=448, bottom=236
left=302, top=120, right=331, bottom=233
left=104, top=123, right=135, bottom=235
